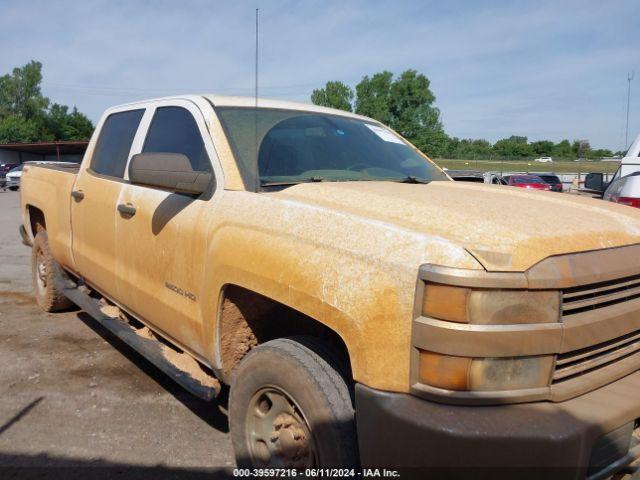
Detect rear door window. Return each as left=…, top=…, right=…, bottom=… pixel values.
left=91, top=109, right=145, bottom=178
left=142, top=106, right=211, bottom=172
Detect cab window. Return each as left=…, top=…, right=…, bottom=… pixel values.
left=91, top=109, right=145, bottom=178
left=143, top=107, right=211, bottom=172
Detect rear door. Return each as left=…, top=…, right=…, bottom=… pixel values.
left=114, top=99, right=220, bottom=354
left=71, top=107, right=145, bottom=298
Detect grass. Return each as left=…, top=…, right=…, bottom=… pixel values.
left=432, top=158, right=620, bottom=174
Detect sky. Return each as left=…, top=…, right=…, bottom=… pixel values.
left=1, top=0, right=639, bottom=151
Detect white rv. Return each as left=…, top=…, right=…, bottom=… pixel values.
left=586, top=134, right=640, bottom=208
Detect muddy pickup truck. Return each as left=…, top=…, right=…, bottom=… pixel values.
left=19, top=95, right=640, bottom=476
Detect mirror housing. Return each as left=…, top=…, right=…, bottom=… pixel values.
left=128, top=153, right=212, bottom=195
left=584, top=172, right=604, bottom=192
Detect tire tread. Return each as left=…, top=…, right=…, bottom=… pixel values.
left=230, top=335, right=359, bottom=467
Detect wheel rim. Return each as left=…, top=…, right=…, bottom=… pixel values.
left=246, top=386, right=317, bottom=468
left=35, top=248, right=47, bottom=294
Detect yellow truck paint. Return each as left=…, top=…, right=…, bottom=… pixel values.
left=19, top=94, right=640, bottom=395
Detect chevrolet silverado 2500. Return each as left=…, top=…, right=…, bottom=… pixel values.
left=19, top=95, right=640, bottom=476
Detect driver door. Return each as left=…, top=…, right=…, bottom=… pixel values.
left=114, top=99, right=220, bottom=354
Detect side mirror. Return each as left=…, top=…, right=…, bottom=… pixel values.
left=584, top=173, right=604, bottom=192
left=129, top=153, right=212, bottom=195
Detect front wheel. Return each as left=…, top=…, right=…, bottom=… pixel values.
left=229, top=336, right=359, bottom=468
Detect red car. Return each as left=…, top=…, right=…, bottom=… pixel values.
left=503, top=174, right=551, bottom=190
left=532, top=173, right=563, bottom=192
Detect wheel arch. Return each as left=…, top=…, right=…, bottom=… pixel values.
left=26, top=204, right=46, bottom=237
left=213, top=283, right=356, bottom=386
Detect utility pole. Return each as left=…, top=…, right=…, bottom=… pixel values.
left=626, top=71, right=635, bottom=151
left=255, top=8, right=259, bottom=108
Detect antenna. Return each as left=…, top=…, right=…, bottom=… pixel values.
left=626, top=70, right=635, bottom=151
left=254, top=8, right=260, bottom=191
left=255, top=8, right=259, bottom=108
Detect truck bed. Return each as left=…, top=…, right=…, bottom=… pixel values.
left=20, top=163, right=79, bottom=270
left=29, top=162, right=81, bottom=174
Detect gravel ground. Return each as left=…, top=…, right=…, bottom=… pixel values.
left=0, top=189, right=235, bottom=478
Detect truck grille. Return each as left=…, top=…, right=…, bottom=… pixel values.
left=553, top=329, right=640, bottom=382
left=562, top=274, right=640, bottom=316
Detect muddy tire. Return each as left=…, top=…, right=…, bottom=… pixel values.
left=32, top=230, right=72, bottom=312
left=229, top=336, right=359, bottom=468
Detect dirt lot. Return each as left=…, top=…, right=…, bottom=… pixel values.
left=0, top=190, right=234, bottom=477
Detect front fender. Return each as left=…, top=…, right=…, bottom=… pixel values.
left=198, top=192, right=482, bottom=393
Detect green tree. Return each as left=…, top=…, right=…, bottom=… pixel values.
left=310, top=81, right=354, bottom=112
left=0, top=60, right=49, bottom=119
left=311, top=70, right=618, bottom=162
left=0, top=115, right=40, bottom=143
left=590, top=148, right=614, bottom=159
left=443, top=136, right=460, bottom=158
left=552, top=139, right=573, bottom=158
left=573, top=140, right=591, bottom=159
left=353, top=70, right=448, bottom=156
left=44, top=104, right=94, bottom=141
left=453, top=138, right=492, bottom=159
left=530, top=140, right=554, bottom=156
left=492, top=136, right=533, bottom=158
left=0, top=60, right=94, bottom=143
left=354, top=71, right=394, bottom=125
left=389, top=70, right=444, bottom=153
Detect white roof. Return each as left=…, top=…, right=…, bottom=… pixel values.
left=112, top=93, right=375, bottom=123
left=622, top=133, right=640, bottom=164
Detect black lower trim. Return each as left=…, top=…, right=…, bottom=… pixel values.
left=355, top=383, right=640, bottom=479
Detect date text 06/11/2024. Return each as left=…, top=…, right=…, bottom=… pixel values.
left=232, top=468, right=400, bottom=478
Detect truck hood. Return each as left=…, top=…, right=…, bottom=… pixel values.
left=273, top=181, right=640, bottom=271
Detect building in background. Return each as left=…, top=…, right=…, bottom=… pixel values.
left=0, top=141, right=88, bottom=167
left=0, top=141, right=89, bottom=188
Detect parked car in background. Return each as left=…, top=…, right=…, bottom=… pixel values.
left=445, top=169, right=485, bottom=183
left=604, top=172, right=640, bottom=208
left=503, top=174, right=551, bottom=190
left=486, top=172, right=508, bottom=185
left=1, top=162, right=20, bottom=179
left=585, top=133, right=640, bottom=208
left=5, top=164, right=24, bottom=190
left=534, top=156, right=553, bottom=163
left=531, top=173, right=563, bottom=192
left=444, top=169, right=507, bottom=185
left=5, top=161, right=78, bottom=191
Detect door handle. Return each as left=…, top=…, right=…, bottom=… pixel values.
left=71, top=190, right=85, bottom=200
left=117, top=203, right=137, bottom=217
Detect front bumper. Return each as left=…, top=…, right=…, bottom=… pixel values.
left=356, top=371, right=640, bottom=479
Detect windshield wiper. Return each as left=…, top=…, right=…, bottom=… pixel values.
left=395, top=175, right=431, bottom=184
left=260, top=176, right=324, bottom=187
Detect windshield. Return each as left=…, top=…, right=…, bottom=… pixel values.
left=512, top=176, right=545, bottom=184
left=215, top=107, right=449, bottom=189
left=537, top=175, right=559, bottom=184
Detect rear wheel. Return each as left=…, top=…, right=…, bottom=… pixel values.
left=229, top=336, right=358, bottom=468
left=32, top=230, right=72, bottom=312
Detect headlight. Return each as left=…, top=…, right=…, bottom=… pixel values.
left=422, top=284, right=560, bottom=324
left=418, top=350, right=553, bottom=391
